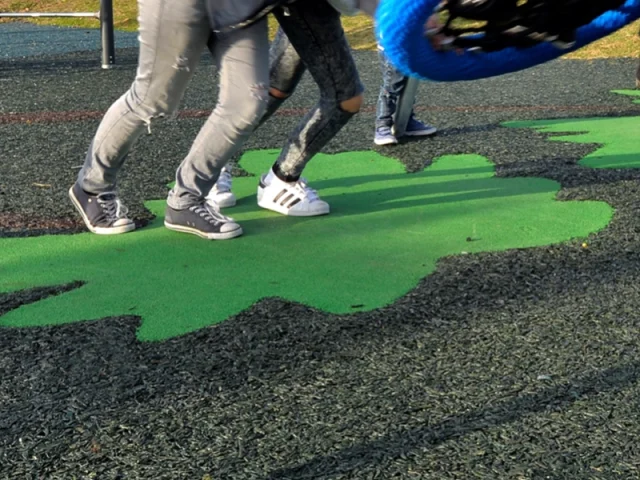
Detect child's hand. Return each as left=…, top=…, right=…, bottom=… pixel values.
left=424, top=15, right=447, bottom=49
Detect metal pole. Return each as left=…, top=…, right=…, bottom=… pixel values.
left=393, top=76, right=420, bottom=137
left=100, top=0, right=115, bottom=69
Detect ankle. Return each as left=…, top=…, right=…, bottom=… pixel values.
left=269, top=163, right=299, bottom=184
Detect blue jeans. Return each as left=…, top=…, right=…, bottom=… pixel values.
left=375, top=46, right=414, bottom=130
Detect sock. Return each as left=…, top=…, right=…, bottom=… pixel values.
left=268, top=163, right=300, bottom=184
left=264, top=167, right=278, bottom=185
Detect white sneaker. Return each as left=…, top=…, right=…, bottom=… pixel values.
left=206, top=167, right=236, bottom=208
left=257, top=172, right=330, bottom=217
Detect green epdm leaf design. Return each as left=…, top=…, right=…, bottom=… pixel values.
left=0, top=150, right=612, bottom=341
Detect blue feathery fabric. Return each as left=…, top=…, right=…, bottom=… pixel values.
left=375, top=0, right=640, bottom=81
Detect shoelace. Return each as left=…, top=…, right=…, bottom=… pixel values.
left=189, top=203, right=234, bottom=225
left=97, top=192, right=129, bottom=221
left=214, top=169, right=233, bottom=192
left=294, top=178, right=320, bottom=203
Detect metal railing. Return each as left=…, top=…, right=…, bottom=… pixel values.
left=0, top=0, right=115, bottom=68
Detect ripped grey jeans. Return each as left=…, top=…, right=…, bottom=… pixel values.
left=217, top=1, right=364, bottom=181
left=270, top=1, right=363, bottom=180
left=78, top=0, right=270, bottom=209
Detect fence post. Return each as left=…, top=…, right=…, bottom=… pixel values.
left=100, top=0, right=115, bottom=69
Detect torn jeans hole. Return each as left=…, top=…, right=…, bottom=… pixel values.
left=134, top=112, right=166, bottom=135
left=172, top=55, right=191, bottom=72
left=250, top=83, right=269, bottom=101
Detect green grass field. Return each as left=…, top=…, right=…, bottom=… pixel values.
left=1, top=0, right=639, bottom=57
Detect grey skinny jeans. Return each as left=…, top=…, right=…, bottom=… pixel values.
left=78, top=0, right=270, bottom=209
left=217, top=1, right=364, bottom=181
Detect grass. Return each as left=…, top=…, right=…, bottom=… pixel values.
left=0, top=0, right=638, bottom=57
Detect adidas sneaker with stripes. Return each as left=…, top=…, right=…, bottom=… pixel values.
left=257, top=173, right=330, bottom=217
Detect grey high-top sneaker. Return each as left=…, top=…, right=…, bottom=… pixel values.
left=69, top=182, right=135, bottom=235
left=164, top=202, right=243, bottom=240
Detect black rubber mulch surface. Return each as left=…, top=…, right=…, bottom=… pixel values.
left=2, top=47, right=640, bottom=479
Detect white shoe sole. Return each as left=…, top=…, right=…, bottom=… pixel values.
left=164, top=221, right=243, bottom=240
left=257, top=188, right=330, bottom=217
left=69, top=187, right=136, bottom=235
left=257, top=199, right=330, bottom=216
left=374, top=137, right=398, bottom=146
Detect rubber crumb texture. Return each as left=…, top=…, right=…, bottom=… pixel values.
left=2, top=46, right=640, bottom=479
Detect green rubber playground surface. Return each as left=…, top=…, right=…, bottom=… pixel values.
left=506, top=90, right=640, bottom=169
left=0, top=150, right=613, bottom=341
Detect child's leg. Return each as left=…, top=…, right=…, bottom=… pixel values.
left=271, top=1, right=364, bottom=182
left=71, top=0, right=210, bottom=235
left=78, top=0, right=210, bottom=195
left=168, top=18, right=270, bottom=210
left=375, top=45, right=409, bottom=131
left=261, top=27, right=308, bottom=125
left=206, top=26, right=307, bottom=209
left=376, top=44, right=437, bottom=140
left=252, top=1, right=363, bottom=217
